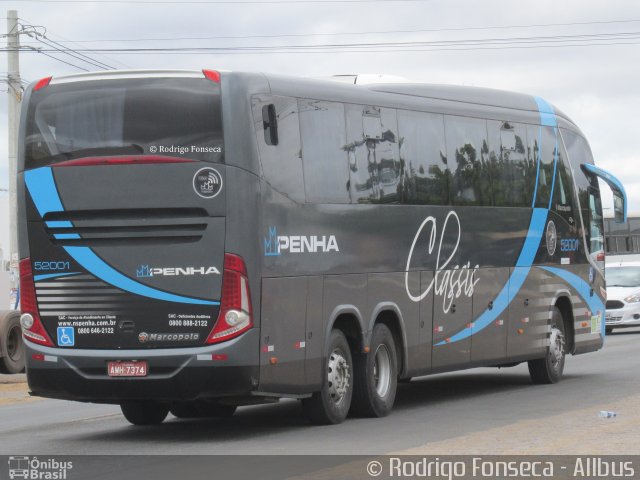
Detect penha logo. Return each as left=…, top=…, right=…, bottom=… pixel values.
left=264, top=226, right=339, bottom=256
left=136, top=265, right=220, bottom=277
left=193, top=167, right=223, bottom=199
left=546, top=220, right=557, bottom=256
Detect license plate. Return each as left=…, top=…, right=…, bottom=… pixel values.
left=107, top=361, right=148, bottom=377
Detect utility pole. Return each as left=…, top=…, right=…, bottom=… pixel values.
left=6, top=9, right=20, bottom=306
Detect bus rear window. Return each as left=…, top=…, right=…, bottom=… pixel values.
left=24, top=77, right=223, bottom=168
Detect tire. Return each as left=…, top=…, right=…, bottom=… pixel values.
left=528, top=306, right=566, bottom=384
left=0, top=311, right=25, bottom=374
left=301, top=329, right=353, bottom=425
left=351, top=323, right=398, bottom=417
left=120, top=402, right=169, bottom=425
left=605, top=327, right=614, bottom=335
left=171, top=401, right=236, bottom=419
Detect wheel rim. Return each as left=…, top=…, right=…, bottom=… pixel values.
left=6, top=324, right=23, bottom=361
left=549, top=326, right=565, bottom=372
left=373, top=344, right=391, bottom=398
left=327, top=347, right=350, bottom=405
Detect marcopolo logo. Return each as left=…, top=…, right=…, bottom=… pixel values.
left=136, top=265, right=220, bottom=278
left=8, top=456, right=73, bottom=480
left=264, top=226, right=339, bottom=256
left=193, top=167, right=223, bottom=199
left=138, top=332, right=200, bottom=343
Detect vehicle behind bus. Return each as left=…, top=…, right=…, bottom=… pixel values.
left=17, top=70, right=626, bottom=425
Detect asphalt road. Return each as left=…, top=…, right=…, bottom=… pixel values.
left=0, top=329, right=638, bottom=456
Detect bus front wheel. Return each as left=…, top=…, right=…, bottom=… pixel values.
left=121, top=401, right=169, bottom=426
left=350, top=323, right=398, bottom=417
left=528, top=306, right=566, bottom=384
left=301, top=329, right=353, bottom=425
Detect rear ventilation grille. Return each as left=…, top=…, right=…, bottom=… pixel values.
left=43, top=208, right=208, bottom=246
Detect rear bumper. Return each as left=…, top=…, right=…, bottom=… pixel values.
left=24, top=328, right=260, bottom=403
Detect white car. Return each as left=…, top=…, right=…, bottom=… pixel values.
left=605, top=261, right=640, bottom=333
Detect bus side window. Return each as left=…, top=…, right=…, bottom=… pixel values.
left=487, top=120, right=530, bottom=207
left=397, top=109, right=450, bottom=206
left=346, top=105, right=401, bottom=204
left=251, top=95, right=305, bottom=202
left=445, top=116, right=490, bottom=206
left=298, top=99, right=350, bottom=204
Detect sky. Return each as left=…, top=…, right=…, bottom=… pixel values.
left=1, top=0, right=639, bottom=260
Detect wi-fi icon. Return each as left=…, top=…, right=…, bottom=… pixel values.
left=208, top=173, right=219, bottom=185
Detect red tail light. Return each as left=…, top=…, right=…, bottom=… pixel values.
left=33, top=76, right=52, bottom=91
left=596, top=251, right=606, bottom=262
left=202, top=69, right=221, bottom=83
left=206, top=253, right=252, bottom=344
left=19, top=258, right=54, bottom=347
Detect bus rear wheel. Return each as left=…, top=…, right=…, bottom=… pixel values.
left=351, top=323, right=398, bottom=417
left=528, top=306, right=566, bottom=384
left=121, top=401, right=169, bottom=426
left=301, top=329, right=353, bottom=425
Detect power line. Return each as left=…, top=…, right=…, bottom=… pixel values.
left=1, top=0, right=434, bottom=3
left=35, top=18, right=640, bottom=43
left=33, top=35, right=113, bottom=69
left=36, top=50, right=90, bottom=71
left=19, top=16, right=131, bottom=69
left=8, top=29, right=640, bottom=53
left=18, top=20, right=116, bottom=69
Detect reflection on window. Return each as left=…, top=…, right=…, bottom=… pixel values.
left=252, top=95, right=305, bottom=202
left=299, top=99, right=349, bottom=204
left=345, top=105, right=401, bottom=204
left=446, top=116, right=490, bottom=206
left=397, top=110, right=450, bottom=205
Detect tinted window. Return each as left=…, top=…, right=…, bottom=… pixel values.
left=298, top=100, right=349, bottom=204
left=551, top=139, right=577, bottom=224
left=446, top=116, right=490, bottom=206
left=397, top=110, right=450, bottom=205
left=252, top=95, right=305, bottom=202
left=528, top=125, right=559, bottom=209
left=486, top=121, right=532, bottom=207
left=25, top=78, right=223, bottom=167
left=562, top=129, right=605, bottom=259
left=345, top=105, right=401, bottom=204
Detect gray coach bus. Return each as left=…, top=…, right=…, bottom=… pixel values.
left=17, top=70, right=626, bottom=425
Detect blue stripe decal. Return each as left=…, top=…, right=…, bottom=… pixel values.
left=438, top=208, right=548, bottom=345
left=534, top=96, right=557, bottom=128
left=25, top=167, right=219, bottom=306
left=24, top=168, right=65, bottom=216
left=53, top=233, right=82, bottom=240
left=64, top=246, right=218, bottom=305
left=46, top=221, right=74, bottom=228
left=539, top=266, right=605, bottom=336
left=34, top=272, right=81, bottom=282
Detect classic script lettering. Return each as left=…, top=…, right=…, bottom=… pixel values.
left=405, top=211, right=480, bottom=313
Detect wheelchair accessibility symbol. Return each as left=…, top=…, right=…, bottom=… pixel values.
left=57, top=327, right=75, bottom=347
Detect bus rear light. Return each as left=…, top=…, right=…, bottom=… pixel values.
left=53, top=156, right=196, bottom=167
left=33, top=76, right=52, bottom=91
left=19, top=258, right=54, bottom=347
left=202, top=69, right=220, bottom=83
left=206, top=253, right=253, bottom=344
